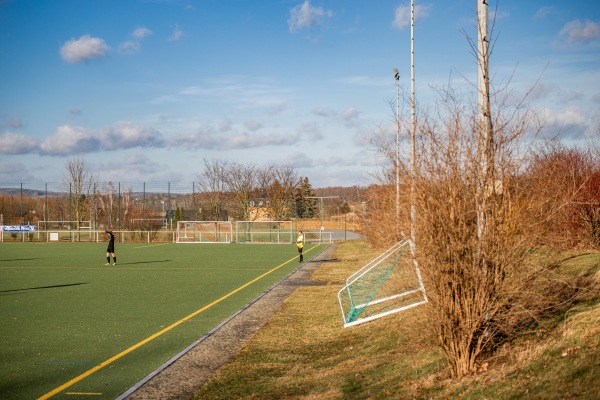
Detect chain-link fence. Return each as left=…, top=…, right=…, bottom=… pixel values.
left=0, top=181, right=358, bottom=243
left=0, top=182, right=200, bottom=242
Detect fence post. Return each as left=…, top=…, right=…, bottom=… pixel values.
left=118, top=182, right=121, bottom=233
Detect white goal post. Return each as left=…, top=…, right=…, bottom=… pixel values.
left=235, top=220, right=293, bottom=244
left=338, top=240, right=428, bottom=328
left=176, top=221, right=233, bottom=243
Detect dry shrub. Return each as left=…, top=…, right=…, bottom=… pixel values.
left=360, top=182, right=409, bottom=248
left=523, top=140, right=600, bottom=250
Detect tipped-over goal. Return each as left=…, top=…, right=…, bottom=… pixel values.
left=338, top=240, right=428, bottom=327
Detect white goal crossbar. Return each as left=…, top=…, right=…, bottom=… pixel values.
left=176, top=221, right=233, bottom=243
left=235, top=220, right=292, bottom=244
left=337, top=240, right=428, bottom=328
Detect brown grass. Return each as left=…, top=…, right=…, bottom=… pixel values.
left=195, top=242, right=600, bottom=399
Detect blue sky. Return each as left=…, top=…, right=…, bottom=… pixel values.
left=1, top=0, right=599, bottom=188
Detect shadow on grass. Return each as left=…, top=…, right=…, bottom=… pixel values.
left=0, top=282, right=89, bottom=293
left=113, top=260, right=172, bottom=265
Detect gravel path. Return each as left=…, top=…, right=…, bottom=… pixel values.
left=118, top=244, right=337, bottom=400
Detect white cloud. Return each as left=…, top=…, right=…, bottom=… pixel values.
left=341, top=106, right=359, bottom=121
left=118, top=26, right=152, bottom=55
left=0, top=132, right=38, bottom=154
left=60, top=35, right=110, bottom=63
left=559, top=20, right=600, bottom=44
left=393, top=4, right=432, bottom=29
left=585, top=109, right=600, bottom=138
left=0, top=161, right=34, bottom=182
left=118, top=40, right=141, bottom=55
left=100, top=121, right=166, bottom=150
left=36, top=122, right=165, bottom=156
left=533, top=6, right=556, bottom=20
left=169, top=24, right=184, bottom=41
left=541, top=106, right=588, bottom=138
left=288, top=0, right=333, bottom=33
left=172, top=123, right=297, bottom=151
left=40, top=125, right=100, bottom=155
left=133, top=26, right=152, bottom=39
left=244, top=120, right=263, bottom=132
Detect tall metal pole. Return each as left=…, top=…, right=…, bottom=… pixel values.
left=410, top=0, right=417, bottom=254
left=477, top=0, right=492, bottom=249
left=394, top=68, right=400, bottom=220
left=409, top=0, right=425, bottom=301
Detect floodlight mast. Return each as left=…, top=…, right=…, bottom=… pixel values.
left=305, top=196, right=339, bottom=238
left=393, top=68, right=400, bottom=220
left=409, top=0, right=425, bottom=302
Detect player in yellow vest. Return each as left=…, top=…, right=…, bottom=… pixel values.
left=296, top=230, right=304, bottom=263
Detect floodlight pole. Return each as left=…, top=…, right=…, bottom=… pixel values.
left=410, top=0, right=417, bottom=255
left=306, top=196, right=339, bottom=240
left=394, top=68, right=400, bottom=220
left=409, top=0, right=426, bottom=302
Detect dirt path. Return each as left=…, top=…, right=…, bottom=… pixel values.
left=118, top=245, right=337, bottom=400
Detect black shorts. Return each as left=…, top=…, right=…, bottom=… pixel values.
left=107, top=244, right=115, bottom=253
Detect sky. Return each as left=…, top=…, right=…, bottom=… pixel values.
left=0, top=0, right=599, bottom=188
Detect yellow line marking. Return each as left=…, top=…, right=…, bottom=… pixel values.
left=37, top=245, right=319, bottom=400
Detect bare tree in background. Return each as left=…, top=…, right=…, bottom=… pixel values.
left=225, top=162, right=258, bottom=220
left=98, top=181, right=117, bottom=228
left=196, top=159, right=229, bottom=221
left=263, top=165, right=298, bottom=220
left=62, top=157, right=97, bottom=230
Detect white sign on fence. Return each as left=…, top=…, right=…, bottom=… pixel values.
left=1, top=225, right=36, bottom=232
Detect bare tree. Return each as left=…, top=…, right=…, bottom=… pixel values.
left=225, top=162, right=258, bottom=220
left=412, top=80, right=541, bottom=377
left=362, top=1, right=561, bottom=377
left=98, top=181, right=117, bottom=228
left=62, top=157, right=96, bottom=229
left=264, top=165, right=298, bottom=220
left=196, top=159, right=229, bottom=221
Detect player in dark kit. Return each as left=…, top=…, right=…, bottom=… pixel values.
left=105, top=230, right=117, bottom=265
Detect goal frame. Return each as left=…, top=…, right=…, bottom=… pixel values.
left=337, top=240, right=428, bottom=328
left=235, top=220, right=293, bottom=244
left=176, top=221, right=233, bottom=243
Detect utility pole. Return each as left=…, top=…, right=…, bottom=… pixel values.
left=476, top=0, right=493, bottom=250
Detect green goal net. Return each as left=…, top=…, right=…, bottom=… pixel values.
left=338, top=240, right=428, bottom=327
left=235, top=221, right=293, bottom=243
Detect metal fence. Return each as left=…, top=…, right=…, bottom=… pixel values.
left=0, top=181, right=199, bottom=242
left=0, top=181, right=349, bottom=243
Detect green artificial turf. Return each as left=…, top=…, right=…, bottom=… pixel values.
left=0, top=242, right=327, bottom=400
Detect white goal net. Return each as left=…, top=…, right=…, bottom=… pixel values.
left=176, top=221, right=233, bottom=243
left=235, top=220, right=293, bottom=243
left=338, top=240, right=428, bottom=327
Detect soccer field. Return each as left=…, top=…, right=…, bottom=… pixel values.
left=0, top=242, right=328, bottom=400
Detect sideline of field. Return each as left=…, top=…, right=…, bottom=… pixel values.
left=0, top=242, right=327, bottom=400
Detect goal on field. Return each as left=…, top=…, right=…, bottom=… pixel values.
left=235, top=220, right=293, bottom=244
left=176, top=221, right=233, bottom=243
left=337, top=240, right=428, bottom=328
